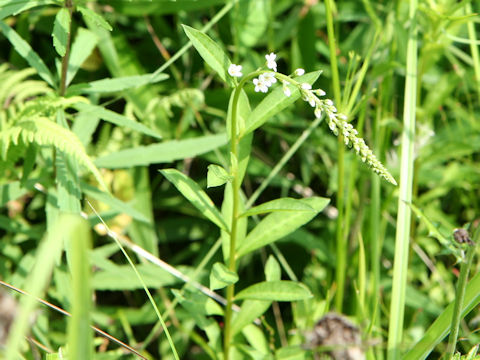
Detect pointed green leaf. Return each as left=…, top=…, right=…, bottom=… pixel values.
left=67, top=73, right=169, bottom=95
left=73, top=102, right=162, bottom=139
left=235, top=281, right=312, bottom=302
left=77, top=5, right=112, bottom=31
left=66, top=28, right=98, bottom=86
left=210, top=262, right=238, bottom=290
left=0, top=21, right=55, bottom=87
left=239, top=197, right=315, bottom=218
left=0, top=1, right=56, bottom=21
left=265, top=256, right=281, bottom=281
left=231, top=300, right=271, bottom=336
left=244, top=70, right=322, bottom=135
left=95, top=134, right=227, bottom=168
left=237, top=197, right=330, bottom=258
left=52, top=7, right=71, bottom=57
left=207, top=164, right=232, bottom=188
left=182, top=24, right=233, bottom=86
left=160, top=169, right=228, bottom=231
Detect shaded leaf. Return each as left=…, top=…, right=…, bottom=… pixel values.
left=77, top=5, right=112, bottom=31
left=0, top=21, right=55, bottom=87
left=74, top=102, right=162, bottom=139
left=95, top=134, right=227, bottom=168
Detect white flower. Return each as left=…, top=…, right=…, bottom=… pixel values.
left=228, top=64, right=243, bottom=77
left=265, top=52, right=277, bottom=72
left=314, top=107, right=322, bottom=119
left=301, top=83, right=312, bottom=90
left=253, top=77, right=269, bottom=93
left=282, top=81, right=291, bottom=97
left=262, top=72, right=277, bottom=86
left=314, top=89, right=326, bottom=96
left=294, top=68, right=305, bottom=76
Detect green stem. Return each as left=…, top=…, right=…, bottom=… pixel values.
left=59, top=0, right=74, bottom=96
left=445, top=229, right=479, bottom=359
left=325, top=0, right=345, bottom=313
left=223, top=71, right=262, bottom=360
left=387, top=0, right=418, bottom=358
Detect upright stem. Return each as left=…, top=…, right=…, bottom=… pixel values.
left=59, top=0, right=74, bottom=96
left=223, top=72, right=259, bottom=360
left=325, top=0, right=345, bottom=312
left=387, top=0, right=418, bottom=358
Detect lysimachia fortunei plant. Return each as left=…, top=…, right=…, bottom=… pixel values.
left=160, top=25, right=396, bottom=359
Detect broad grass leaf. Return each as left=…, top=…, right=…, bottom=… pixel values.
left=160, top=169, right=228, bottom=231
left=235, top=281, right=312, bottom=302
left=52, top=7, right=70, bottom=57
left=239, top=197, right=315, bottom=218
left=210, top=262, right=238, bottom=290
left=0, top=0, right=56, bottom=21
left=109, top=0, right=226, bottom=16
left=182, top=24, right=233, bottom=86
left=67, top=73, right=169, bottom=95
left=77, top=5, right=112, bottom=31
left=74, top=102, right=162, bottom=139
left=95, top=134, right=227, bottom=168
left=237, top=197, right=330, bottom=258
left=67, top=215, right=93, bottom=360
left=232, top=0, right=268, bottom=47
left=80, top=181, right=151, bottom=224
left=244, top=70, right=322, bottom=135
left=0, top=21, right=55, bottom=87
left=403, top=272, right=480, bottom=360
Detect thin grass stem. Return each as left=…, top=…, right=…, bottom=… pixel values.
left=387, top=0, right=418, bottom=358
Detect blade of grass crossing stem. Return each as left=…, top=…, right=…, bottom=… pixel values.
left=5, top=214, right=66, bottom=359
left=88, top=202, right=180, bottom=360
left=387, top=1, right=418, bottom=359
left=325, top=0, right=346, bottom=313
left=67, top=215, right=94, bottom=360
left=466, top=2, right=480, bottom=102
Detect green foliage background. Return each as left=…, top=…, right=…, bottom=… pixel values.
left=1, top=0, right=480, bottom=359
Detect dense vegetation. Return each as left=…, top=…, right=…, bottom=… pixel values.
left=1, top=0, right=480, bottom=359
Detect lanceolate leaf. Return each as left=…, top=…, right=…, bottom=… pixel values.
left=0, top=21, right=55, bottom=87
left=160, top=169, right=229, bottom=232
left=77, top=5, right=112, bottom=31
left=182, top=24, right=233, bottom=87
left=244, top=70, right=322, bottom=135
left=0, top=0, right=56, bottom=21
left=95, top=134, right=227, bottom=168
left=52, top=7, right=71, bottom=57
left=237, top=197, right=329, bottom=258
left=67, top=73, right=169, bottom=95
left=74, top=102, right=162, bottom=139
left=66, top=28, right=98, bottom=86
left=235, top=281, right=313, bottom=302
left=239, top=197, right=315, bottom=218
left=231, top=300, right=271, bottom=336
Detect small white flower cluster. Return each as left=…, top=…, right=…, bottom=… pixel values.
left=228, top=53, right=396, bottom=185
